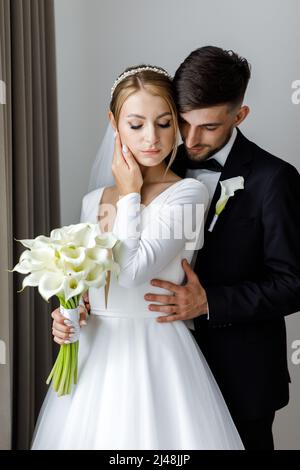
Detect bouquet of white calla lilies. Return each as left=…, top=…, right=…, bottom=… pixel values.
left=11, top=222, right=120, bottom=396
left=208, top=176, right=244, bottom=232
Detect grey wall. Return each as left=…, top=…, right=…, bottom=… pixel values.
left=54, top=0, right=300, bottom=449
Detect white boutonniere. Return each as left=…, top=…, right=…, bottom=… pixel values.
left=208, top=176, right=244, bottom=232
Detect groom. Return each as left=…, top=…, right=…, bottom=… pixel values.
left=144, top=46, right=300, bottom=450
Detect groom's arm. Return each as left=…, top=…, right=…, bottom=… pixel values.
left=199, top=163, right=300, bottom=328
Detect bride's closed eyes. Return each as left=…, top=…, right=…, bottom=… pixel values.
left=128, top=120, right=172, bottom=130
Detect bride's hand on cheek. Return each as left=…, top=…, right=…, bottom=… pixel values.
left=112, top=131, right=143, bottom=196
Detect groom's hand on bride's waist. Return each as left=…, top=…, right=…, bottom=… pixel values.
left=144, top=259, right=208, bottom=323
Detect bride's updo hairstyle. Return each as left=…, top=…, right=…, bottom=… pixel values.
left=110, top=65, right=179, bottom=176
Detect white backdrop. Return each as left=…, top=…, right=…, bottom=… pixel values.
left=54, top=0, right=300, bottom=449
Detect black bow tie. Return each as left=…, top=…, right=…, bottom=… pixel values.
left=185, top=157, right=223, bottom=172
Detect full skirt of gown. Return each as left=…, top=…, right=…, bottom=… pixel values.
left=31, top=311, right=243, bottom=450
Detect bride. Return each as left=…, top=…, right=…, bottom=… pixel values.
left=31, top=65, right=244, bottom=450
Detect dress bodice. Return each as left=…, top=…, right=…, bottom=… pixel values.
left=80, top=179, right=209, bottom=321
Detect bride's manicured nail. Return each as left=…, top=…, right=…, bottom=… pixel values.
left=122, top=144, right=128, bottom=153
left=79, top=320, right=87, bottom=326
left=64, top=340, right=71, bottom=344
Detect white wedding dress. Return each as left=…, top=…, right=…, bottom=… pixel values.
left=31, top=178, right=243, bottom=450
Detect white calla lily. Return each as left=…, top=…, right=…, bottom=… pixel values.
left=29, top=247, right=57, bottom=268
left=50, top=223, right=99, bottom=248
left=84, top=264, right=107, bottom=288
left=38, top=271, right=65, bottom=301
left=63, top=276, right=86, bottom=302
left=49, top=226, right=70, bottom=241
left=216, top=176, right=244, bottom=215
left=13, top=247, right=58, bottom=273
left=95, top=232, right=118, bottom=249
left=86, top=246, right=111, bottom=265
left=16, top=235, right=52, bottom=249
left=10, top=250, right=32, bottom=274
left=11, top=260, right=31, bottom=274
left=60, top=245, right=87, bottom=267
left=19, top=271, right=46, bottom=291
left=64, top=259, right=94, bottom=278
left=208, top=176, right=244, bottom=232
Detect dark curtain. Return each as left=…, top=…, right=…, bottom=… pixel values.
left=0, top=0, right=61, bottom=449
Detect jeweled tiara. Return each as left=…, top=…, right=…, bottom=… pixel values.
left=111, top=66, right=172, bottom=98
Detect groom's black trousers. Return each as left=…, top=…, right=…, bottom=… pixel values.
left=232, top=412, right=275, bottom=450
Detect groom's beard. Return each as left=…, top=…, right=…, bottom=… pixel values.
left=184, top=129, right=233, bottom=162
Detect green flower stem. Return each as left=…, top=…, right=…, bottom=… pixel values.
left=53, top=346, right=64, bottom=390
left=46, top=294, right=82, bottom=396
left=67, top=339, right=74, bottom=394
left=74, top=341, right=79, bottom=385
left=58, top=341, right=70, bottom=396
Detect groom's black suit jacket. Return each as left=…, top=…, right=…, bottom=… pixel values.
left=170, top=129, right=300, bottom=420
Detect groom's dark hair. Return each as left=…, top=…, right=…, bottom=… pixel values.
left=173, top=46, right=251, bottom=111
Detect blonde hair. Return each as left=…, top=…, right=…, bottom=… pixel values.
left=110, top=65, right=179, bottom=179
